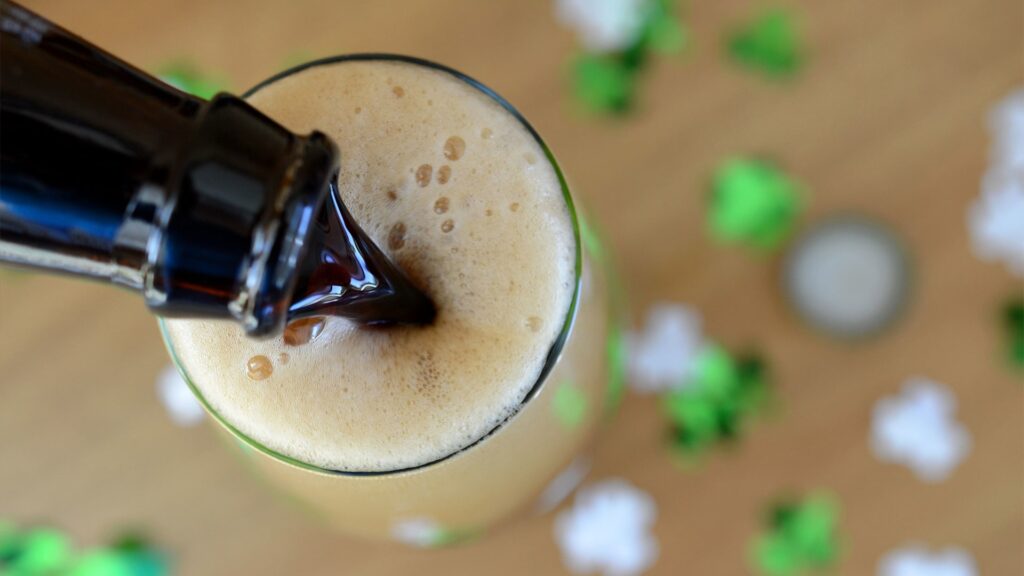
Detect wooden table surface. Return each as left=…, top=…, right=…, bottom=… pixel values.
left=3, top=1, right=1022, bottom=574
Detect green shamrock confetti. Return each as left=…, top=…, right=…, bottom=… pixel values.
left=708, top=157, right=803, bottom=251
left=0, top=521, right=18, bottom=560
left=661, top=345, right=770, bottom=457
left=0, top=523, right=169, bottom=576
left=606, top=325, right=628, bottom=412
left=751, top=494, right=841, bottom=576
left=578, top=215, right=629, bottom=414
left=553, top=381, right=588, bottom=428
left=69, top=551, right=134, bottom=576
left=1004, top=296, right=1024, bottom=371
left=646, top=9, right=687, bottom=54
left=3, top=527, right=70, bottom=574
left=430, top=527, right=482, bottom=548
left=727, top=7, right=804, bottom=78
left=157, top=62, right=227, bottom=99
left=570, top=0, right=687, bottom=115
left=572, top=54, right=636, bottom=114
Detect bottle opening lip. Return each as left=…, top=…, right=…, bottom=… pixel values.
left=172, top=53, right=584, bottom=477
left=236, top=132, right=339, bottom=337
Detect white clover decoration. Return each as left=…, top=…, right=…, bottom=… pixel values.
left=970, top=88, right=1024, bottom=277
left=555, top=0, right=651, bottom=53
left=555, top=479, right=658, bottom=576
left=878, top=545, right=977, bottom=576
left=156, top=364, right=204, bottom=427
left=391, top=517, right=444, bottom=548
left=627, top=303, right=705, bottom=394
left=988, top=88, right=1024, bottom=169
left=871, top=378, right=971, bottom=482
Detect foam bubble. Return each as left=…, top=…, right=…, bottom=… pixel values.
left=437, top=165, right=451, bottom=184
left=246, top=355, right=273, bottom=381
left=434, top=197, right=450, bottom=214
left=444, top=136, right=466, bottom=160
left=527, top=316, right=543, bottom=332
left=416, top=164, right=433, bottom=187
left=283, top=317, right=325, bottom=346
left=388, top=222, right=407, bottom=250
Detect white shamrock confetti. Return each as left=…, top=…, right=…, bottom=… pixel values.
left=970, top=166, right=1024, bottom=276
left=556, top=0, right=651, bottom=53
left=555, top=479, right=658, bottom=576
left=391, top=517, right=443, bottom=548
left=871, top=378, right=971, bottom=482
left=970, top=88, right=1024, bottom=277
left=627, top=303, right=705, bottom=393
left=879, top=545, right=977, bottom=576
left=156, top=364, right=204, bottom=427
left=536, top=457, right=592, bottom=513
left=989, top=88, right=1024, bottom=169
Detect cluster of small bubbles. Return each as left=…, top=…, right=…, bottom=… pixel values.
left=444, top=136, right=466, bottom=161
left=509, top=202, right=520, bottom=212
left=283, top=317, right=326, bottom=346
left=437, top=165, right=451, bottom=184
left=526, top=316, right=543, bottom=332
left=434, top=197, right=450, bottom=214
left=246, top=355, right=273, bottom=381
left=392, top=86, right=405, bottom=97
left=441, top=219, right=455, bottom=233
left=388, top=222, right=407, bottom=250
left=415, top=164, right=432, bottom=187
left=416, top=350, right=441, bottom=393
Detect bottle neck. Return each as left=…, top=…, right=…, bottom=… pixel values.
left=0, top=1, right=203, bottom=285
left=0, top=1, right=335, bottom=335
left=0, top=1, right=436, bottom=336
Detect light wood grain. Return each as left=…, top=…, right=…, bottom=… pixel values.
left=2, top=1, right=1022, bottom=574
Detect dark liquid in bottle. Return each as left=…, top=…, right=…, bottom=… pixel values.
left=0, top=2, right=435, bottom=336
left=287, top=181, right=436, bottom=328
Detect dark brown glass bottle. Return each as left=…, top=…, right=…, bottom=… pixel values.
left=0, top=1, right=433, bottom=336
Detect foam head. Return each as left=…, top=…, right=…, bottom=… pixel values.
left=163, top=58, right=577, bottom=472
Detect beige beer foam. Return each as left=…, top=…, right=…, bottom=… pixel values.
left=164, top=60, right=576, bottom=472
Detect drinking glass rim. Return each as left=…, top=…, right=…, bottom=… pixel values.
left=160, top=53, right=583, bottom=477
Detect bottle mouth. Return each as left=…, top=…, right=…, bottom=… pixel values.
left=142, top=95, right=340, bottom=335
left=234, top=131, right=339, bottom=337
left=241, top=128, right=438, bottom=337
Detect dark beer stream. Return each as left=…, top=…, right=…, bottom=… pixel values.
left=0, top=1, right=434, bottom=336
left=288, top=182, right=435, bottom=326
